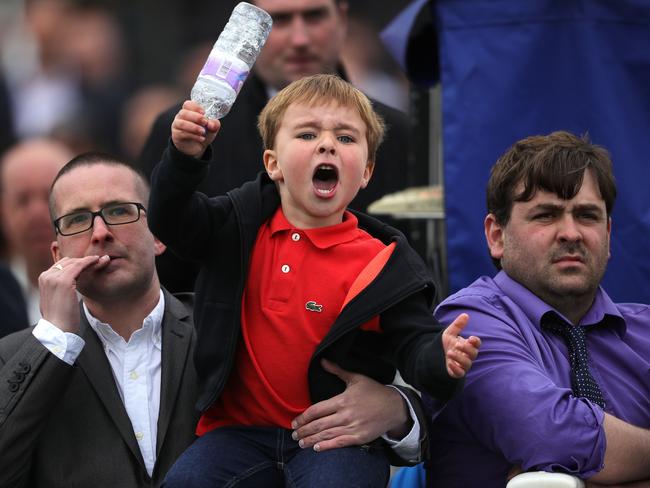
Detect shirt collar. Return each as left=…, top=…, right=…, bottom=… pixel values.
left=269, top=208, right=361, bottom=249
left=494, top=270, right=626, bottom=333
left=84, top=289, right=165, bottom=350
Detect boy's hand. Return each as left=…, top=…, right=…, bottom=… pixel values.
left=441, top=313, right=481, bottom=378
left=171, top=100, right=220, bottom=158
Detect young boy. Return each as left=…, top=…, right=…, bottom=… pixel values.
left=149, top=74, right=480, bottom=487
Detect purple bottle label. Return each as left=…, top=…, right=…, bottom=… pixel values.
left=200, top=52, right=249, bottom=94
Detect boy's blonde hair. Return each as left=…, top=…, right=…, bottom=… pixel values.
left=258, top=74, right=385, bottom=162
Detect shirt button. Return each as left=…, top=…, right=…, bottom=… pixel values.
left=281, top=264, right=290, bottom=273
left=291, top=233, right=301, bottom=241
left=135, top=432, right=144, bottom=441
left=52, top=346, right=62, bottom=355
left=130, top=371, right=139, bottom=380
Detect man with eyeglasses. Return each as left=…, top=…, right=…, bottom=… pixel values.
left=0, top=153, right=200, bottom=487
left=0, top=152, right=425, bottom=487
left=54, top=202, right=147, bottom=237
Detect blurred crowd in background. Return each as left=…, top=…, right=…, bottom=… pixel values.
left=0, top=0, right=412, bottom=159
left=0, top=0, right=416, bottom=262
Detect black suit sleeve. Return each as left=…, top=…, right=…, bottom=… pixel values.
left=0, top=265, right=29, bottom=339
left=0, top=332, right=74, bottom=488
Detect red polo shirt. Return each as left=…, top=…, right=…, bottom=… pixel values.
left=196, top=208, right=386, bottom=434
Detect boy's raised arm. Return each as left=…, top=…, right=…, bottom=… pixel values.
left=147, top=100, right=225, bottom=260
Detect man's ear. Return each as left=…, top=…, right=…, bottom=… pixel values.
left=360, top=160, right=375, bottom=189
left=263, top=149, right=283, bottom=181
left=153, top=237, right=166, bottom=257
left=51, top=240, right=61, bottom=262
left=484, top=213, right=505, bottom=260
left=607, top=216, right=612, bottom=259
left=337, top=1, right=349, bottom=31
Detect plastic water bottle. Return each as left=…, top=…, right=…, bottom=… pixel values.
left=191, top=2, right=272, bottom=119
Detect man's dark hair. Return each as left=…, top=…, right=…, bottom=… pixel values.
left=486, top=131, right=617, bottom=268
left=487, top=131, right=617, bottom=225
left=49, top=152, right=150, bottom=220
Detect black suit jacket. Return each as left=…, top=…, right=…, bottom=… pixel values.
left=0, top=263, right=29, bottom=338
left=0, top=291, right=199, bottom=488
left=0, top=73, right=16, bottom=156
left=139, top=71, right=415, bottom=292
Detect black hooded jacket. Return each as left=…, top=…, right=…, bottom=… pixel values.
left=149, top=143, right=460, bottom=414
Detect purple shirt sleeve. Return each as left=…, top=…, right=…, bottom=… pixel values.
left=431, top=276, right=606, bottom=479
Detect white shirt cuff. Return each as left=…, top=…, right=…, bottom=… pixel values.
left=381, top=385, right=421, bottom=462
left=32, top=319, right=85, bottom=365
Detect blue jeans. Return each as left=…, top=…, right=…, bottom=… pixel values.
left=162, top=426, right=390, bottom=488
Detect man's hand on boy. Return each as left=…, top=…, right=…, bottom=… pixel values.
left=290, top=359, right=410, bottom=452
left=171, top=100, right=220, bottom=159
left=441, top=313, right=481, bottom=378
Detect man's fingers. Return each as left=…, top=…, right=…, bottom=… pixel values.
left=294, top=423, right=367, bottom=452
left=320, top=358, right=355, bottom=384
left=59, top=255, right=107, bottom=277
left=296, top=424, right=347, bottom=448
left=291, top=397, right=338, bottom=430
left=292, top=414, right=331, bottom=440
left=44, top=255, right=102, bottom=281
left=293, top=360, right=358, bottom=430
left=314, top=435, right=365, bottom=452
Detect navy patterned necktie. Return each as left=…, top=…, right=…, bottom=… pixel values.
left=542, top=313, right=606, bottom=408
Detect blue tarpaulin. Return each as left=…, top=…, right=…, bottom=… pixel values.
left=384, top=0, right=650, bottom=302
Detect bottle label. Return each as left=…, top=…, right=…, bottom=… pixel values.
left=200, top=52, right=249, bottom=94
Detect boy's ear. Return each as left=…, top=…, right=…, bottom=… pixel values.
left=360, top=160, right=375, bottom=189
left=263, top=149, right=283, bottom=181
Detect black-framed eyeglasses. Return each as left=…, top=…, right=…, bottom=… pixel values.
left=53, top=202, right=147, bottom=236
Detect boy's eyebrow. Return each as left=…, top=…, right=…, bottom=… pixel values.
left=292, top=120, right=362, bottom=134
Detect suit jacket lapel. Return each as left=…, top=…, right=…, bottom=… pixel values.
left=75, top=306, right=146, bottom=470
left=156, top=290, right=193, bottom=456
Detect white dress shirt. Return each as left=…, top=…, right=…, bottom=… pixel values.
left=383, top=386, right=422, bottom=462
left=32, top=290, right=165, bottom=476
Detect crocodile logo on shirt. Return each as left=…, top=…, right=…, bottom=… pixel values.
left=305, top=301, right=323, bottom=312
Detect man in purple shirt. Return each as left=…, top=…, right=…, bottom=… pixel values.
left=427, top=131, right=650, bottom=487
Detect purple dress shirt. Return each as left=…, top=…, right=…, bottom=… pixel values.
left=426, top=271, right=650, bottom=487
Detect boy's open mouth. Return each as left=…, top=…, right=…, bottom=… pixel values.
left=313, top=164, right=338, bottom=195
